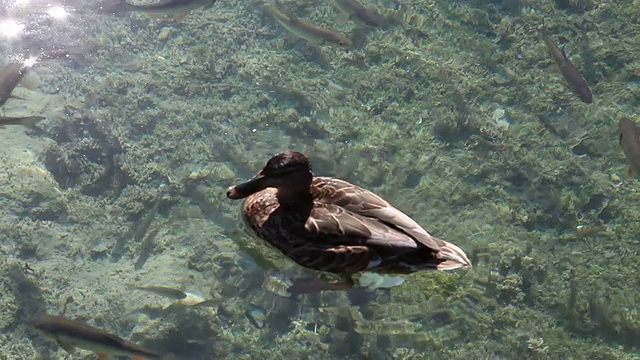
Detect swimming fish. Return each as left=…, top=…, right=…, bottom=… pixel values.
left=130, top=285, right=188, bottom=300
left=245, top=304, right=267, bottom=328
left=131, top=286, right=211, bottom=307
left=265, top=4, right=352, bottom=47
left=332, top=0, right=380, bottom=27
left=30, top=314, right=163, bottom=360
left=0, top=49, right=93, bottom=108
left=100, top=0, right=216, bottom=18
left=540, top=32, right=593, bottom=104
left=618, top=118, right=640, bottom=177
left=0, top=116, right=45, bottom=128
left=0, top=59, right=38, bottom=107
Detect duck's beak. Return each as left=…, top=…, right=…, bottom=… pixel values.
left=227, top=172, right=267, bottom=199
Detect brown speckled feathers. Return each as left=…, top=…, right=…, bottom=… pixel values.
left=227, top=151, right=471, bottom=275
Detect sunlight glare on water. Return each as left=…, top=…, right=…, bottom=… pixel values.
left=46, top=5, right=70, bottom=21
left=0, top=18, right=24, bottom=39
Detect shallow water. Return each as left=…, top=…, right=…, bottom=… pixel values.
left=0, top=0, right=639, bottom=359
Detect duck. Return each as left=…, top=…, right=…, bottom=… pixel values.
left=226, top=150, right=471, bottom=289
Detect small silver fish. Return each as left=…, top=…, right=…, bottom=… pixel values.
left=130, top=285, right=188, bottom=300
left=265, top=4, right=352, bottom=47
left=245, top=304, right=267, bottom=328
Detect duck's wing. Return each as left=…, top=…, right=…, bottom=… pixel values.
left=305, top=201, right=471, bottom=271
left=311, top=177, right=443, bottom=251
left=306, top=201, right=421, bottom=252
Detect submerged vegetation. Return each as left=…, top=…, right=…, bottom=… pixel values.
left=0, top=0, right=639, bottom=358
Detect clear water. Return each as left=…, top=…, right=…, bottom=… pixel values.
left=0, top=0, right=638, bottom=359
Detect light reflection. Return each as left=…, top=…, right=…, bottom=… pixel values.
left=23, top=56, right=39, bottom=68
left=0, top=18, right=24, bottom=39
left=13, top=0, right=32, bottom=7
left=46, top=5, right=69, bottom=20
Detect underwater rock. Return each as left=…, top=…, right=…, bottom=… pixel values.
left=0, top=130, right=66, bottom=220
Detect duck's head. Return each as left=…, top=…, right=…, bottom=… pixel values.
left=227, top=150, right=313, bottom=200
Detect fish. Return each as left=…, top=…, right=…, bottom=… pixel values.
left=0, top=116, right=45, bottom=128
left=99, top=0, right=216, bottom=19
left=113, top=196, right=161, bottom=259
left=618, top=118, right=640, bottom=176
left=38, top=46, right=98, bottom=64
left=0, top=50, right=92, bottom=108
left=132, top=196, right=161, bottom=243
left=0, top=59, right=38, bottom=107
left=130, top=286, right=211, bottom=307
left=130, top=285, right=188, bottom=300
left=332, top=0, right=380, bottom=27
left=245, top=304, right=267, bottom=328
left=540, top=32, right=593, bottom=104
left=30, top=314, right=163, bottom=360
left=265, top=4, right=352, bottom=47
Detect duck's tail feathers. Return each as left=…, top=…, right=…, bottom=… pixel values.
left=435, top=240, right=472, bottom=270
